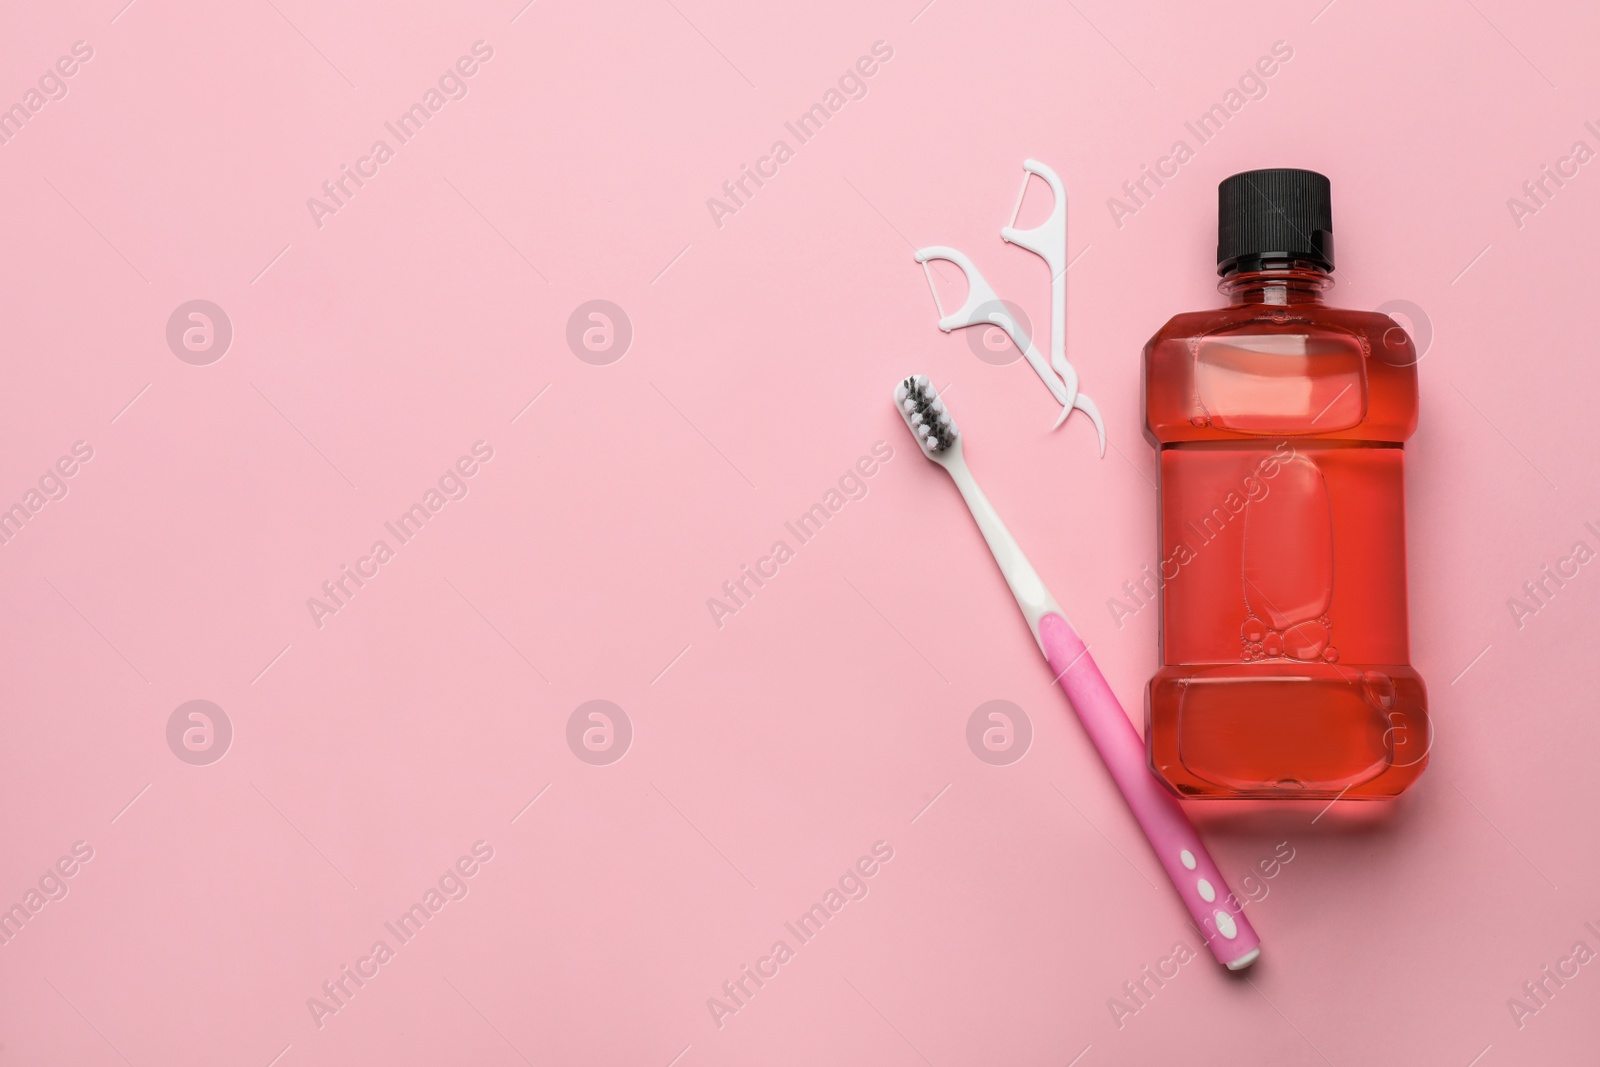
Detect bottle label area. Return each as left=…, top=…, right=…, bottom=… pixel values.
left=1157, top=444, right=1409, bottom=667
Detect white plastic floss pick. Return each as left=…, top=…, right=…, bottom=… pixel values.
left=911, top=159, right=1106, bottom=455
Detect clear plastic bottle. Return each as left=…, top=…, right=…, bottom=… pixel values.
left=1142, top=169, right=1428, bottom=799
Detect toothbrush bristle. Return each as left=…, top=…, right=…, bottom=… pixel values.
left=895, top=375, right=959, bottom=455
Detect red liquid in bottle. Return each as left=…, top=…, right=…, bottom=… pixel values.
left=1142, top=170, right=1428, bottom=799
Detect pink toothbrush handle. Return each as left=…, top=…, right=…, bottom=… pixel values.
left=1039, top=613, right=1261, bottom=969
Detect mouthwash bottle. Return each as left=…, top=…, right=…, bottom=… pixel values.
left=1142, top=169, right=1428, bottom=799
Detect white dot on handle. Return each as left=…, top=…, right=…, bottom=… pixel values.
left=1180, top=850, right=1196, bottom=870
left=1215, top=910, right=1238, bottom=939
left=1197, top=878, right=1215, bottom=902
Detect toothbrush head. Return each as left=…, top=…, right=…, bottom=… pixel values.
left=894, top=375, right=960, bottom=458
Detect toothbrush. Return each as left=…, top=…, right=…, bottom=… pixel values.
left=893, top=375, right=1261, bottom=970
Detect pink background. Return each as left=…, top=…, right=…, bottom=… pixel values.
left=2, top=0, right=1597, bottom=1064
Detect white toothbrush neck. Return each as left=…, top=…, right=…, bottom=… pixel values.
left=942, top=448, right=1063, bottom=655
